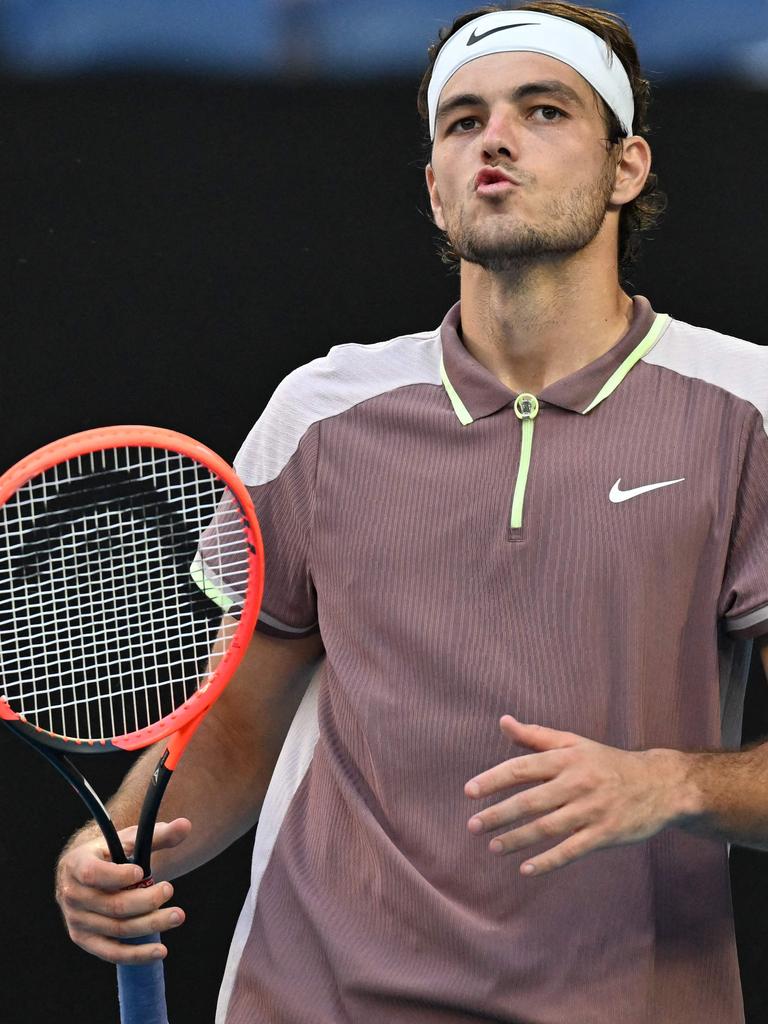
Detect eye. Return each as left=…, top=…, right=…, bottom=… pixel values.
left=531, top=105, right=567, bottom=122
left=449, top=116, right=481, bottom=134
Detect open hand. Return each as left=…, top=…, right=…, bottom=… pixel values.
left=465, top=716, right=688, bottom=878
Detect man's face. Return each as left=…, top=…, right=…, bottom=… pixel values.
left=426, top=52, right=621, bottom=272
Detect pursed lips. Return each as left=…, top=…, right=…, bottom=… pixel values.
left=474, top=167, right=521, bottom=196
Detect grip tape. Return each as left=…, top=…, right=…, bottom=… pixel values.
left=117, top=933, right=169, bottom=1024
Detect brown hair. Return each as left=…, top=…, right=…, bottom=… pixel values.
left=416, top=1, right=666, bottom=276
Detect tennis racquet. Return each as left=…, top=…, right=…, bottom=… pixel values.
left=0, top=425, right=264, bottom=1024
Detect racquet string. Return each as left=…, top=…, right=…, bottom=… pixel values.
left=0, top=446, right=251, bottom=743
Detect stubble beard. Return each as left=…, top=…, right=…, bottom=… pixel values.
left=443, top=160, right=617, bottom=274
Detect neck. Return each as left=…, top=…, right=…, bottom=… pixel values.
left=458, top=244, right=633, bottom=395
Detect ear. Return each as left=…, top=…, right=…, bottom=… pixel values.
left=611, top=135, right=653, bottom=207
left=425, top=163, right=447, bottom=231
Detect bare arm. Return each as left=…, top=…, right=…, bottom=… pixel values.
left=56, top=625, right=324, bottom=962
left=462, top=637, right=768, bottom=877
left=671, top=636, right=768, bottom=849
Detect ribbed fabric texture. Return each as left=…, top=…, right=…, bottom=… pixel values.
left=215, top=304, right=768, bottom=1024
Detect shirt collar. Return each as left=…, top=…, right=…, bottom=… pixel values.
left=440, top=296, right=671, bottom=424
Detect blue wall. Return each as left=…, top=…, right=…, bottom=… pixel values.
left=2, top=1, right=767, bottom=79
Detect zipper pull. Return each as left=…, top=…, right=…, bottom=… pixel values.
left=514, top=393, right=539, bottom=421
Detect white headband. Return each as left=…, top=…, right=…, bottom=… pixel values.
left=427, top=10, right=634, bottom=140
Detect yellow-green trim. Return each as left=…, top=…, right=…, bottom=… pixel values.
left=510, top=392, right=539, bottom=530
left=581, top=313, right=671, bottom=415
left=190, top=557, right=234, bottom=613
left=440, top=356, right=474, bottom=426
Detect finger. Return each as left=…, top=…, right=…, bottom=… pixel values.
left=467, top=779, right=567, bottom=833
left=465, top=749, right=563, bottom=798
left=150, top=818, right=193, bottom=851
left=69, top=929, right=168, bottom=966
left=486, top=804, right=586, bottom=856
left=519, top=828, right=601, bottom=877
left=112, top=825, right=138, bottom=859
left=70, top=856, right=145, bottom=893
left=116, top=818, right=192, bottom=856
left=71, top=901, right=185, bottom=941
left=500, top=715, right=580, bottom=751
left=65, top=880, right=176, bottom=919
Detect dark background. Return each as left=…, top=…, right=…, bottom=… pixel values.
left=2, top=73, right=768, bottom=1022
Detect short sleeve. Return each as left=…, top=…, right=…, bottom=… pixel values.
left=231, top=370, right=321, bottom=638
left=719, top=406, right=768, bottom=639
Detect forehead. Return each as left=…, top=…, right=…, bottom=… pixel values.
left=440, top=50, right=599, bottom=111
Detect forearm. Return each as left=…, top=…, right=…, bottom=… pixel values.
left=126, top=730, right=269, bottom=880
left=62, top=632, right=323, bottom=880
left=665, top=740, right=768, bottom=849
left=61, top=725, right=270, bottom=882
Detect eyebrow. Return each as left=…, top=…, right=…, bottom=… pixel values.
left=435, top=79, right=587, bottom=125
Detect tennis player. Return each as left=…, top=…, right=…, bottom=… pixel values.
left=56, top=3, right=768, bottom=1022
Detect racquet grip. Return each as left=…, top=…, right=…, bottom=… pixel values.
left=117, top=935, right=169, bottom=1024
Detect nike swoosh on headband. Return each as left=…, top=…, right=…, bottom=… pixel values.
left=427, top=11, right=635, bottom=139
left=609, top=478, right=686, bottom=503
left=467, top=23, right=538, bottom=46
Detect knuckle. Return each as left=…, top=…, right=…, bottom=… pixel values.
left=566, top=830, right=589, bottom=855
left=112, top=895, right=129, bottom=918
left=574, top=771, right=596, bottom=793
left=68, top=927, right=91, bottom=952
left=63, top=913, right=82, bottom=939
left=516, top=792, right=534, bottom=814
left=78, top=863, right=97, bottom=888
left=539, top=816, right=565, bottom=839
left=482, top=810, right=498, bottom=830
left=58, top=883, right=75, bottom=908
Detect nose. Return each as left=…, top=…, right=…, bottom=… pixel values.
left=482, top=108, right=520, bottom=162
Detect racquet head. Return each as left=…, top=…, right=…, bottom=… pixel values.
left=0, top=425, right=264, bottom=754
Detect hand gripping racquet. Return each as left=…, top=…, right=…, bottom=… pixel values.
left=0, top=425, right=264, bottom=1024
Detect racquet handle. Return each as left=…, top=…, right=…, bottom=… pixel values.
left=115, top=743, right=177, bottom=1022
left=117, top=935, right=169, bottom=1024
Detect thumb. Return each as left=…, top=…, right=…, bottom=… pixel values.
left=500, top=715, right=578, bottom=750
left=116, top=818, right=192, bottom=856
left=151, top=818, right=193, bottom=851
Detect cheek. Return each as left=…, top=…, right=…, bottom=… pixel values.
left=427, top=168, right=450, bottom=226
left=432, top=200, right=447, bottom=231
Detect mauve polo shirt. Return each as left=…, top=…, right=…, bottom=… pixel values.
left=207, top=297, right=768, bottom=1024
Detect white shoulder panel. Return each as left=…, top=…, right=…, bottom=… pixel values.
left=643, top=318, right=768, bottom=432
left=235, top=329, right=443, bottom=486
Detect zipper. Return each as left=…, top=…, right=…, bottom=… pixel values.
left=510, top=393, right=539, bottom=530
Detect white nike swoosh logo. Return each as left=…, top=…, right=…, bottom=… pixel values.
left=609, top=477, right=685, bottom=503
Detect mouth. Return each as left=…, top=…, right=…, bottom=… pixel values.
left=474, top=167, right=520, bottom=197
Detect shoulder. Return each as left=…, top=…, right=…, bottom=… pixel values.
left=282, top=326, right=443, bottom=402
left=235, top=326, right=443, bottom=485
left=643, top=315, right=768, bottom=426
